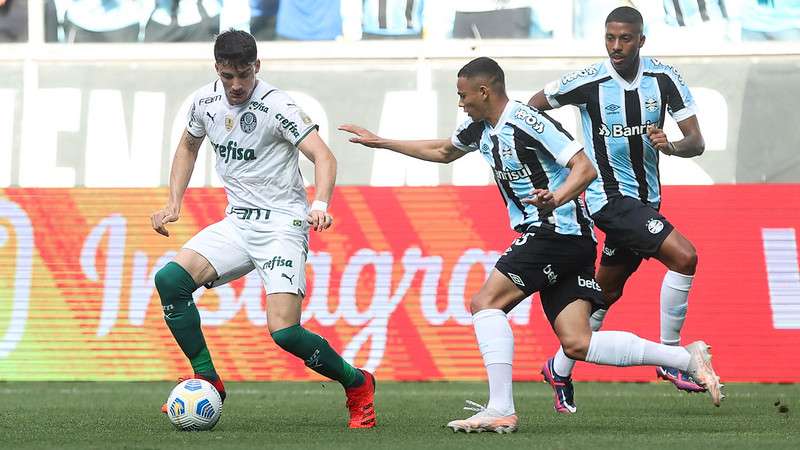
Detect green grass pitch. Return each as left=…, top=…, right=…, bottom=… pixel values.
left=0, top=381, right=797, bottom=449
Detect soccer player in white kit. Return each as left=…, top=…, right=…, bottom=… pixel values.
left=150, top=30, right=376, bottom=429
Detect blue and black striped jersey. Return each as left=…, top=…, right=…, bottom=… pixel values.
left=451, top=100, right=594, bottom=238
left=544, top=57, right=697, bottom=214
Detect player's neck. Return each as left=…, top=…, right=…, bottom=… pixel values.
left=486, top=97, right=509, bottom=128
left=613, top=57, right=640, bottom=83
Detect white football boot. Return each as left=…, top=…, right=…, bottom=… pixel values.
left=685, top=340, right=726, bottom=407
left=446, top=400, right=518, bottom=434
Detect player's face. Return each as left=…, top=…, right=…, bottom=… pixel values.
left=216, top=60, right=260, bottom=105
left=605, top=22, right=645, bottom=74
left=457, top=76, right=489, bottom=121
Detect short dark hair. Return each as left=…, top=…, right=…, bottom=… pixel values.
left=457, top=57, right=505, bottom=90
left=605, top=6, right=644, bottom=31
left=214, top=29, right=257, bottom=66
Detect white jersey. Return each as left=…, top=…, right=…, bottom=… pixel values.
left=186, top=79, right=318, bottom=218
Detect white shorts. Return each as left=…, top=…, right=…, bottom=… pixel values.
left=183, top=212, right=309, bottom=296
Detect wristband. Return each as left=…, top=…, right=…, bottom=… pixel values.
left=311, top=200, right=328, bottom=213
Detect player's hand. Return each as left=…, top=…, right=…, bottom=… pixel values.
left=307, top=209, right=333, bottom=232
left=150, top=205, right=180, bottom=237
left=522, top=188, right=557, bottom=212
left=338, top=124, right=383, bottom=148
left=647, top=125, right=674, bottom=155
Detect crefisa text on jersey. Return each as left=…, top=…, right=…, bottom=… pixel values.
left=248, top=100, right=269, bottom=113
left=212, top=140, right=256, bottom=163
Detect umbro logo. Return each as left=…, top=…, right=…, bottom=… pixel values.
left=507, top=272, right=525, bottom=287
left=605, top=104, right=620, bottom=112
left=281, top=273, right=295, bottom=284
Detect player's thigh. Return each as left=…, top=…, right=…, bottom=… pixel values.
left=248, top=228, right=308, bottom=297
left=266, top=292, right=302, bottom=333
left=593, top=196, right=674, bottom=261
left=488, top=232, right=563, bottom=313
left=472, top=268, right=528, bottom=313
left=595, top=263, right=635, bottom=304
left=654, top=228, right=698, bottom=274
left=540, top=265, right=605, bottom=332
left=182, top=218, right=255, bottom=288
left=552, top=298, right=593, bottom=358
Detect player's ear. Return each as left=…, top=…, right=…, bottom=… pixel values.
left=254, top=60, right=261, bottom=74
left=639, top=33, right=646, bottom=49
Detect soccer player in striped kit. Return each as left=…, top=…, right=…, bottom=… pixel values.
left=342, top=56, right=721, bottom=433
left=528, top=6, right=711, bottom=414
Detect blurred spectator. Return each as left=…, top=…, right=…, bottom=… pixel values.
left=249, top=0, right=278, bottom=40
left=0, top=0, right=28, bottom=42
left=637, top=0, right=740, bottom=42
left=573, top=0, right=629, bottom=40
left=144, top=0, right=221, bottom=42
left=61, top=0, right=144, bottom=43
left=361, top=0, right=425, bottom=39
left=276, top=0, right=343, bottom=40
left=741, top=0, right=800, bottom=40
left=431, top=0, right=566, bottom=40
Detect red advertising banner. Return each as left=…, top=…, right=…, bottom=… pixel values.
left=0, top=185, right=798, bottom=382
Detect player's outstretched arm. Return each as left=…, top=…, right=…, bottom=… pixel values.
left=522, top=150, right=596, bottom=212
left=647, top=116, right=705, bottom=158
left=298, top=130, right=336, bottom=232
left=150, top=130, right=204, bottom=237
left=527, top=90, right=553, bottom=111
left=338, top=124, right=465, bottom=164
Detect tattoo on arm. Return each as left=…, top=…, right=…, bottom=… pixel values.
left=183, top=131, right=204, bottom=152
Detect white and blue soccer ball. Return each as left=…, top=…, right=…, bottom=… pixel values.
left=165, top=378, right=223, bottom=431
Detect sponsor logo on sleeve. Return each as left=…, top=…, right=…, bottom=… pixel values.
left=560, top=65, right=599, bottom=85
left=513, top=108, right=545, bottom=133
left=275, top=113, right=300, bottom=138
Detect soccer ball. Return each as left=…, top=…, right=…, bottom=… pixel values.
left=165, top=378, right=223, bottom=431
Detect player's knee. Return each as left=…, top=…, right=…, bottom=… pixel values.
left=155, top=265, right=184, bottom=306
left=469, top=294, right=490, bottom=314
left=672, top=245, right=698, bottom=275
left=270, top=324, right=303, bottom=351
left=561, top=334, right=590, bottom=361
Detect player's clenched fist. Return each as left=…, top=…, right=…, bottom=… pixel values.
left=307, top=209, right=333, bottom=232
left=150, top=206, right=180, bottom=237
left=646, top=125, right=675, bottom=155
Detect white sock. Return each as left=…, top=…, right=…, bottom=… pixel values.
left=585, top=331, right=690, bottom=370
left=660, top=270, right=693, bottom=345
left=473, top=309, right=515, bottom=415
left=552, top=308, right=607, bottom=377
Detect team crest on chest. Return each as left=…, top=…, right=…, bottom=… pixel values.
left=225, top=114, right=234, bottom=131
left=240, top=112, right=257, bottom=133
left=645, top=97, right=659, bottom=113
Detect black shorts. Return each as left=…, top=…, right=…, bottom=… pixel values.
left=494, top=230, right=606, bottom=327
left=592, top=196, right=674, bottom=271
